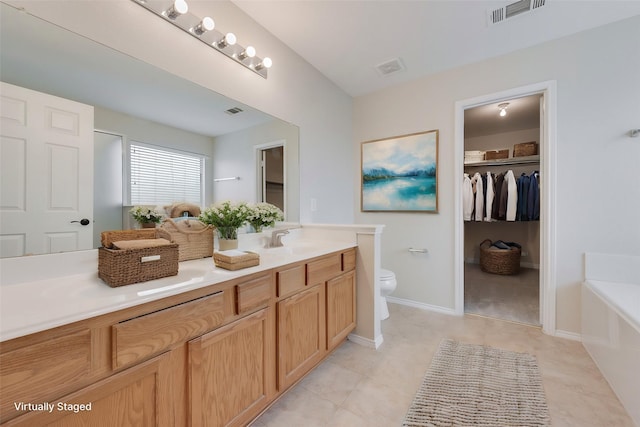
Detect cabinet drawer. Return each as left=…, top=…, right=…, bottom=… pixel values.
left=307, top=253, right=341, bottom=286
left=0, top=329, right=91, bottom=423
left=112, top=291, right=225, bottom=369
left=277, top=264, right=305, bottom=298
left=342, top=249, right=356, bottom=272
left=236, top=274, right=272, bottom=315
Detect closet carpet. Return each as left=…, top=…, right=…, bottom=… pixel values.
left=464, top=263, right=540, bottom=326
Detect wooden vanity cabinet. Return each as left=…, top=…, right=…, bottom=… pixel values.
left=276, top=248, right=357, bottom=390
left=0, top=247, right=357, bottom=426
left=3, top=352, right=173, bottom=427
left=189, top=307, right=275, bottom=427
left=326, top=270, right=356, bottom=351
left=277, top=284, right=326, bottom=390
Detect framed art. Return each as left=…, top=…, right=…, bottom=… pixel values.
left=361, top=129, right=438, bottom=212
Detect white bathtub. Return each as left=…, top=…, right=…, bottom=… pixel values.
left=582, top=253, right=640, bottom=426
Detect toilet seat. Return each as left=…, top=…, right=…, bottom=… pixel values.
left=380, top=269, right=395, bottom=280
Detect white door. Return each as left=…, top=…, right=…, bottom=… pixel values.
left=0, top=82, right=94, bottom=257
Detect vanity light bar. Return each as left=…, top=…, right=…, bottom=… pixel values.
left=131, top=0, right=271, bottom=79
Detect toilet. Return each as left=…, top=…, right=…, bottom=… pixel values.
left=379, top=269, right=397, bottom=320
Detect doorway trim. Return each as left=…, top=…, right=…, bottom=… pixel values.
left=453, top=80, right=557, bottom=336
left=254, top=139, right=287, bottom=214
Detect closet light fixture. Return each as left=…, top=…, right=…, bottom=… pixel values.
left=498, top=103, right=509, bottom=117
left=131, top=0, right=272, bottom=78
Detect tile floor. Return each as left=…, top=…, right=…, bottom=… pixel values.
left=465, top=263, right=540, bottom=326
left=251, top=303, right=634, bottom=427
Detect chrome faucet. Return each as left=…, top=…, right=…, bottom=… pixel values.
left=269, top=229, right=289, bottom=247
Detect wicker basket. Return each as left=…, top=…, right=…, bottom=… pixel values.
left=213, top=251, right=260, bottom=271
left=479, top=239, right=521, bottom=275
left=485, top=149, right=509, bottom=160
left=98, top=229, right=179, bottom=287
left=101, top=229, right=157, bottom=248
left=156, top=218, right=213, bottom=261
left=513, top=141, right=538, bottom=157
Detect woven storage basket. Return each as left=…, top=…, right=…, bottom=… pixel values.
left=101, top=229, right=157, bottom=248
left=484, top=149, right=509, bottom=160
left=98, top=229, right=179, bottom=287
left=479, top=239, right=521, bottom=275
left=213, top=251, right=259, bottom=271
left=156, top=218, right=213, bottom=261
left=513, top=141, right=538, bottom=157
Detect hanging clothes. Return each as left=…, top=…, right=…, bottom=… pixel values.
left=492, top=173, right=504, bottom=220
left=472, top=172, right=484, bottom=222
left=463, top=170, right=539, bottom=222
left=516, top=173, right=530, bottom=221
left=505, top=170, right=518, bottom=221
left=484, top=172, right=494, bottom=222
left=463, top=173, right=473, bottom=221
left=528, top=171, right=540, bottom=220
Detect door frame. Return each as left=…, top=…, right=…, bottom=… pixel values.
left=453, top=80, right=557, bottom=336
left=254, top=140, right=286, bottom=213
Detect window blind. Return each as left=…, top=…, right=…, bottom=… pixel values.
left=129, top=142, right=204, bottom=205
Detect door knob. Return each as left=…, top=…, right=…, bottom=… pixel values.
left=71, top=218, right=91, bottom=226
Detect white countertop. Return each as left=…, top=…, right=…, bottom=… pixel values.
left=0, top=238, right=356, bottom=342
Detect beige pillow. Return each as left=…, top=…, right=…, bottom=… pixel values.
left=112, top=238, right=172, bottom=250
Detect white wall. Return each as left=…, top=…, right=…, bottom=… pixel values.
left=212, top=119, right=300, bottom=221
left=13, top=0, right=353, bottom=224
left=95, top=106, right=215, bottom=205
left=354, top=16, right=640, bottom=334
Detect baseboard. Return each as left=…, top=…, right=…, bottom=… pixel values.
left=386, top=296, right=457, bottom=316
left=348, top=333, right=383, bottom=349
left=553, top=329, right=582, bottom=342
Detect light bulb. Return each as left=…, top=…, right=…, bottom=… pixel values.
left=238, top=46, right=256, bottom=60
left=166, top=0, right=188, bottom=19
left=497, top=102, right=509, bottom=117
left=255, top=57, right=273, bottom=70
left=193, top=17, right=214, bottom=35
left=217, top=32, right=236, bottom=48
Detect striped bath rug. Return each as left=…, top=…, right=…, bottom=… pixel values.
left=403, top=339, right=550, bottom=426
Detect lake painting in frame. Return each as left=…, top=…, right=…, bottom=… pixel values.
left=361, top=130, right=438, bottom=212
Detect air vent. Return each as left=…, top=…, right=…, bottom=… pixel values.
left=488, top=0, right=546, bottom=26
left=225, top=107, right=243, bottom=115
left=375, top=58, right=406, bottom=77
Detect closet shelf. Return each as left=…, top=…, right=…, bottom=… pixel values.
left=464, top=155, right=539, bottom=167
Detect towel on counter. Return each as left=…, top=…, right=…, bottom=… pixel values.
left=111, top=238, right=173, bottom=250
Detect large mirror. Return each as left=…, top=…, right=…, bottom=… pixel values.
left=0, top=3, right=299, bottom=258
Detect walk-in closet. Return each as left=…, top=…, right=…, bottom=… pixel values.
left=463, top=95, right=541, bottom=326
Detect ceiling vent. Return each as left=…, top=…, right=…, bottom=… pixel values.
left=375, top=57, right=406, bottom=77
left=225, top=107, right=244, bottom=115
left=488, top=0, right=546, bottom=26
